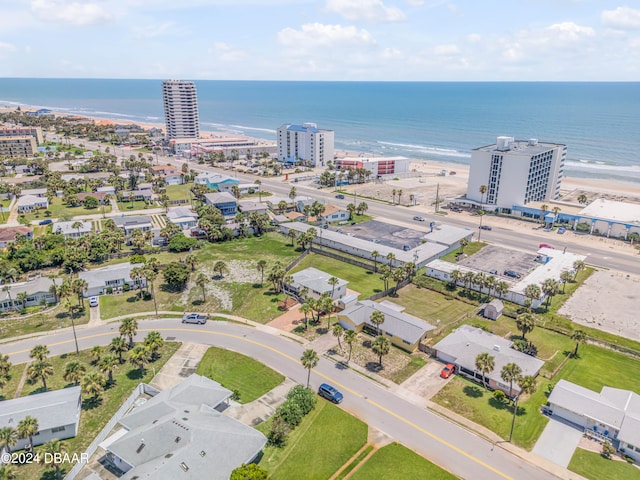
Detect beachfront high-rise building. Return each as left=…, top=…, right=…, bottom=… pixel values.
left=466, top=136, right=566, bottom=211
left=277, top=123, right=334, bottom=168
left=162, top=80, right=200, bottom=140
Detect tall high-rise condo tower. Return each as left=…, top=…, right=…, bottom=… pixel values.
left=162, top=80, right=200, bottom=140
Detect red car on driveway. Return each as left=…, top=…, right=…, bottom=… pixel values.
left=440, top=363, right=456, bottom=379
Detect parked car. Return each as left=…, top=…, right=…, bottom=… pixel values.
left=182, top=313, right=208, bottom=324
left=402, top=245, right=411, bottom=251
left=504, top=270, right=522, bottom=279
left=89, top=296, right=99, bottom=308
left=413, top=216, right=425, bottom=222
left=557, top=227, right=566, bottom=234
left=318, top=383, right=343, bottom=403
left=322, top=224, right=329, bottom=229
left=480, top=225, right=492, bottom=231
left=440, top=363, right=456, bottom=379
left=39, top=219, right=53, bottom=225
left=539, top=243, right=555, bottom=249
left=489, top=269, right=498, bottom=275
left=450, top=206, right=462, bottom=212
left=335, top=194, right=345, bottom=199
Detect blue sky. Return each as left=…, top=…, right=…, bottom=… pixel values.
left=0, top=0, right=638, bottom=80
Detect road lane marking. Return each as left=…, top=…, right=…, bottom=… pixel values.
left=4, top=326, right=513, bottom=479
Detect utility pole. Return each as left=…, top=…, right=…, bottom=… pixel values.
left=435, top=183, right=440, bottom=213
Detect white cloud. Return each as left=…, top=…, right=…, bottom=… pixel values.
left=31, top=0, right=113, bottom=26
left=546, top=22, right=595, bottom=42
left=432, top=43, right=460, bottom=56
left=381, top=47, right=403, bottom=59
left=209, top=42, right=247, bottom=62
left=0, top=42, right=17, bottom=53
left=325, top=0, right=406, bottom=23
left=602, top=7, right=640, bottom=30
left=278, top=23, right=376, bottom=49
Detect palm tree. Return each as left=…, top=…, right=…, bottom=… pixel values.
left=370, top=310, right=385, bottom=335
left=560, top=270, right=572, bottom=293
left=29, top=344, right=49, bottom=361
left=1, top=285, right=13, bottom=311
left=110, top=336, right=128, bottom=363
left=0, top=426, right=18, bottom=454
left=0, top=354, right=10, bottom=377
left=16, top=292, right=28, bottom=309
left=0, top=464, right=17, bottom=480
left=372, top=336, right=391, bottom=368
left=63, top=361, right=86, bottom=386
left=81, top=371, right=106, bottom=401
left=385, top=252, right=396, bottom=267
left=571, top=330, right=588, bottom=357
left=397, top=189, right=403, bottom=205
left=450, top=269, right=462, bottom=287
left=145, top=268, right=159, bottom=317
left=344, top=330, right=357, bottom=363
left=321, top=295, right=334, bottom=331
left=213, top=260, right=228, bottom=278
left=500, top=363, right=522, bottom=400
left=577, top=194, right=588, bottom=205
left=516, top=312, right=537, bottom=341
left=71, top=278, right=88, bottom=308
left=301, top=349, right=319, bottom=388
left=90, top=345, right=103, bottom=364
left=508, top=375, right=538, bottom=442
left=28, top=361, right=54, bottom=391
left=391, top=189, right=396, bottom=204
left=99, top=355, right=119, bottom=385
left=17, top=416, right=39, bottom=449
left=256, top=259, right=267, bottom=286
left=495, top=280, right=509, bottom=298
left=144, top=331, right=164, bottom=360
left=475, top=353, right=495, bottom=390
left=119, top=318, right=138, bottom=348
left=185, top=253, right=198, bottom=272
left=327, top=277, right=339, bottom=299
left=195, top=273, right=209, bottom=301
left=39, top=439, right=68, bottom=480
left=371, top=250, right=380, bottom=273
left=540, top=204, right=548, bottom=224
left=129, top=345, right=151, bottom=374
left=541, top=278, right=560, bottom=308
left=572, top=260, right=585, bottom=280
left=332, top=324, right=344, bottom=352
left=524, top=284, right=541, bottom=310
left=478, top=184, right=487, bottom=205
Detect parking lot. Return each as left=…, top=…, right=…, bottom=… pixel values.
left=457, top=244, right=538, bottom=280
left=333, top=220, right=427, bottom=251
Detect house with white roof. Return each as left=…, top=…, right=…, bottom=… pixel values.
left=0, top=276, right=55, bottom=312
left=548, top=379, right=640, bottom=461
left=103, top=374, right=266, bottom=479
left=194, top=171, right=239, bottom=191
left=16, top=194, right=48, bottom=213
left=79, top=262, right=146, bottom=297
left=0, top=386, right=81, bottom=451
left=54, top=220, right=92, bottom=239
left=338, top=300, right=436, bottom=352
left=432, top=325, right=544, bottom=397
left=284, top=267, right=348, bottom=301
left=113, top=216, right=153, bottom=235
left=166, top=207, right=198, bottom=229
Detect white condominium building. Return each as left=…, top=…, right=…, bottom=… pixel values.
left=466, top=136, right=566, bottom=211
left=162, top=80, right=200, bottom=140
left=277, top=123, right=334, bottom=168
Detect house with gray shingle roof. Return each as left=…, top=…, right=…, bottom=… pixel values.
left=54, top=220, right=92, bottom=239
left=0, top=276, right=55, bottom=312
left=103, top=375, right=266, bottom=480
left=548, top=379, right=640, bottom=461
left=0, top=386, right=81, bottom=451
left=433, top=325, right=544, bottom=397
left=337, top=300, right=435, bottom=352
left=285, top=267, right=348, bottom=301
left=78, top=262, right=145, bottom=297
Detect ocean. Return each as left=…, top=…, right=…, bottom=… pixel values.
left=0, top=79, right=639, bottom=182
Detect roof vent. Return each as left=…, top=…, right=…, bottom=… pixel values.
left=136, top=441, right=145, bottom=454
left=200, top=451, right=206, bottom=457
left=175, top=436, right=181, bottom=443
left=493, top=345, right=501, bottom=352
left=180, top=462, right=189, bottom=472
left=165, top=453, right=173, bottom=459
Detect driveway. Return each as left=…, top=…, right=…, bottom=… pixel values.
left=394, top=360, right=450, bottom=407
left=533, top=417, right=583, bottom=468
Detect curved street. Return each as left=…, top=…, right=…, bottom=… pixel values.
left=1, top=318, right=566, bottom=480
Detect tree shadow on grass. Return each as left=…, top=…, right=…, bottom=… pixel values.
left=488, top=398, right=510, bottom=410
left=365, top=362, right=383, bottom=372
left=463, top=385, right=484, bottom=398
left=82, top=396, right=104, bottom=410
left=252, top=283, right=262, bottom=289
left=126, top=369, right=144, bottom=381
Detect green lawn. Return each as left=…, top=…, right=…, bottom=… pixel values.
left=117, top=199, right=154, bottom=211
left=258, top=400, right=368, bottom=480
left=0, top=306, right=89, bottom=341
left=292, top=253, right=383, bottom=298
left=0, top=364, right=25, bottom=400
left=164, top=183, right=193, bottom=201
left=195, top=346, right=284, bottom=403
left=351, top=443, right=458, bottom=480
left=440, top=241, right=487, bottom=263
left=21, top=196, right=112, bottom=222
left=99, top=289, right=183, bottom=319
left=225, top=282, right=287, bottom=323
left=15, top=341, right=181, bottom=480
left=195, top=232, right=299, bottom=264
left=568, top=448, right=639, bottom=480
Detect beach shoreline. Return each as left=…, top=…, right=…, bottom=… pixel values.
left=2, top=105, right=640, bottom=202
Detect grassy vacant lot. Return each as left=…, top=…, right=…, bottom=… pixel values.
left=350, top=443, right=458, bottom=480
left=195, top=232, right=299, bottom=264
left=292, top=253, right=383, bottom=298
left=258, top=400, right=368, bottom=480
left=21, top=197, right=112, bottom=222
left=195, top=346, right=284, bottom=403
left=223, top=282, right=286, bottom=323
left=568, top=448, right=639, bottom=480
left=116, top=199, right=154, bottom=211
left=164, top=183, right=192, bottom=201
left=100, top=288, right=183, bottom=319
left=0, top=306, right=89, bottom=341
left=15, top=341, right=180, bottom=480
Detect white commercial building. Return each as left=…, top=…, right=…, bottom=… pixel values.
left=277, top=123, right=334, bottom=167
left=334, top=156, right=410, bottom=177
left=162, top=80, right=199, bottom=140
left=465, top=136, right=566, bottom=212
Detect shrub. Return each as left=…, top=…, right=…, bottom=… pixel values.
left=286, top=385, right=317, bottom=416
left=513, top=339, right=538, bottom=356
left=163, top=262, right=191, bottom=291
left=123, top=283, right=131, bottom=292
left=493, top=390, right=507, bottom=403
left=267, top=415, right=290, bottom=447
left=575, top=223, right=590, bottom=232
left=106, top=287, right=113, bottom=294
left=602, top=441, right=616, bottom=459
left=230, top=463, right=268, bottom=480
left=276, top=401, right=304, bottom=429
left=168, top=233, right=197, bottom=252
left=44, top=210, right=52, bottom=217
left=129, top=254, right=146, bottom=264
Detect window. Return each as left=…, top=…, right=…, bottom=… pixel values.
left=51, top=426, right=65, bottom=433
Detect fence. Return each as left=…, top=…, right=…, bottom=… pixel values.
left=168, top=199, right=190, bottom=205
left=366, top=278, right=411, bottom=301
left=64, top=383, right=160, bottom=480
left=284, top=249, right=309, bottom=272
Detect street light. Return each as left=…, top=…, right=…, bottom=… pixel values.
left=70, top=314, right=79, bottom=355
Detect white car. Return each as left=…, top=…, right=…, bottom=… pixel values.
left=182, top=313, right=208, bottom=324
left=89, top=296, right=99, bottom=307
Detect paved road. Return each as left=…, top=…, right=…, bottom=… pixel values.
left=1, top=319, right=559, bottom=480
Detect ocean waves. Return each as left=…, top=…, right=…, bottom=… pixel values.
left=377, top=141, right=471, bottom=159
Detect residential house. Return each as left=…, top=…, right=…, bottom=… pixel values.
left=267, top=195, right=311, bottom=213
left=16, top=195, right=48, bottom=213
left=547, top=379, right=640, bottom=461
left=54, top=220, right=92, bottom=239
left=284, top=267, right=348, bottom=301
left=77, top=191, right=110, bottom=205
left=103, top=375, right=266, bottom=479
left=204, top=192, right=237, bottom=217
left=194, top=172, right=239, bottom=191
left=20, top=188, right=48, bottom=197
left=432, top=325, right=544, bottom=397
left=121, top=189, right=153, bottom=202
left=218, top=183, right=258, bottom=196
left=338, top=300, right=436, bottom=352
left=0, top=387, right=81, bottom=451
left=166, top=207, right=198, bottom=229
left=284, top=211, right=305, bottom=222
left=96, top=185, right=116, bottom=195
left=0, top=276, right=56, bottom=312
left=237, top=200, right=268, bottom=215
left=79, top=262, right=146, bottom=297
left=318, top=204, right=350, bottom=223
left=149, top=165, right=184, bottom=186
left=113, top=216, right=153, bottom=235
left=0, top=226, right=33, bottom=249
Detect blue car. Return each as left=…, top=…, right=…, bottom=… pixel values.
left=557, top=227, right=566, bottom=234
left=318, top=383, right=343, bottom=404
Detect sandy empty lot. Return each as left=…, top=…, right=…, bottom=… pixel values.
left=559, top=269, right=640, bottom=341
